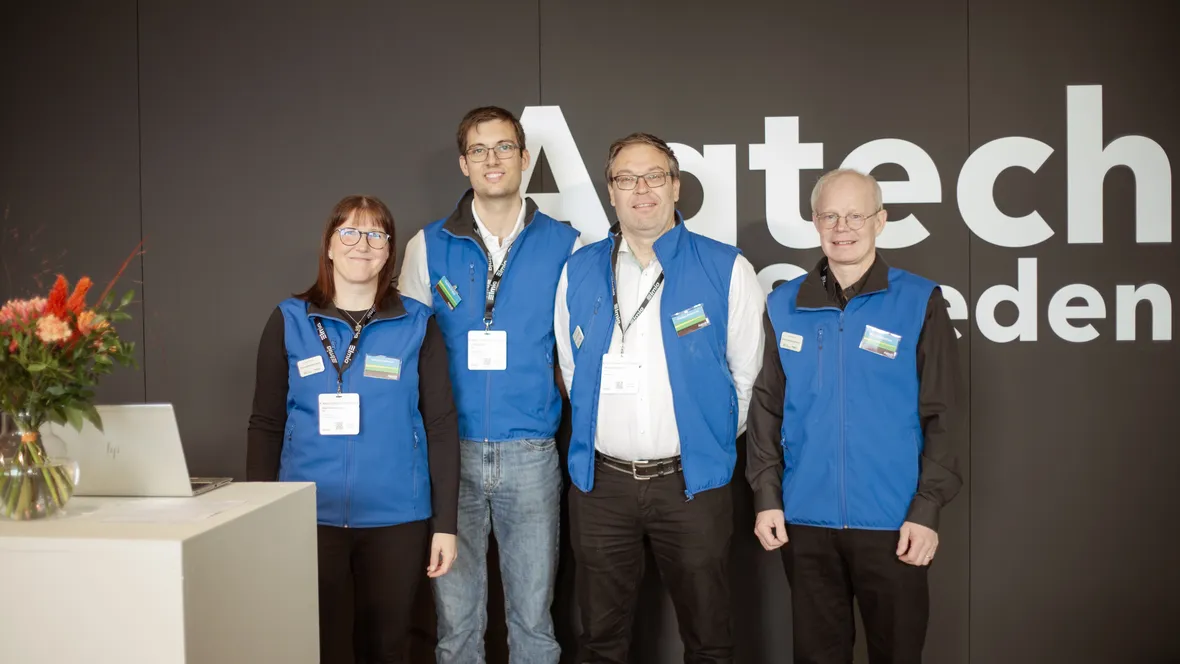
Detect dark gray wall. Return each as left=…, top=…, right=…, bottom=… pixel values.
left=1, top=1, right=1176, bottom=662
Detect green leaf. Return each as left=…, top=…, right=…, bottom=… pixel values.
left=81, top=403, right=103, bottom=432
left=94, top=354, right=113, bottom=366
left=120, top=289, right=135, bottom=307
left=48, top=410, right=67, bottom=426
left=45, top=385, right=67, bottom=396
left=27, top=363, right=47, bottom=373
left=65, top=407, right=84, bottom=432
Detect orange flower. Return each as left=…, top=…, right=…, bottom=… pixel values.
left=45, top=275, right=69, bottom=318
left=35, top=313, right=72, bottom=344
left=66, top=277, right=93, bottom=314
left=76, top=310, right=108, bottom=335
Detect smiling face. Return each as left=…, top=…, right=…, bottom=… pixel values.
left=607, top=143, right=680, bottom=238
left=459, top=119, right=531, bottom=201
left=812, top=172, right=887, bottom=269
left=328, top=209, right=390, bottom=289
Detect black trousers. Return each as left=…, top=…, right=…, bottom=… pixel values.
left=781, top=524, right=930, bottom=664
left=568, top=459, right=734, bottom=664
left=317, top=520, right=429, bottom=664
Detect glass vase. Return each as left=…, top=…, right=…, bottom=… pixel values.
left=0, top=419, right=80, bottom=521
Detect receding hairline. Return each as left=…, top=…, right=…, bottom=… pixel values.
left=809, top=168, right=884, bottom=213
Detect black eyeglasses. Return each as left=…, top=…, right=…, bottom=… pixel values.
left=465, top=142, right=520, bottom=162
left=610, top=171, right=673, bottom=190
left=335, top=227, right=390, bottom=250
left=814, top=210, right=881, bottom=230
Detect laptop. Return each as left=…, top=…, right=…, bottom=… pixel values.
left=44, top=403, right=233, bottom=497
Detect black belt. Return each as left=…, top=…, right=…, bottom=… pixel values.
left=595, top=451, right=682, bottom=480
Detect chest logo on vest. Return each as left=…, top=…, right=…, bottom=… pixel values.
left=363, top=354, right=402, bottom=380
left=297, top=355, right=325, bottom=377
left=859, top=325, right=901, bottom=359
left=671, top=303, right=710, bottom=337
left=434, top=275, right=462, bottom=310
left=572, top=325, right=584, bottom=349
left=780, top=332, right=803, bottom=352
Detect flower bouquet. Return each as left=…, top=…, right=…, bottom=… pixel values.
left=0, top=248, right=139, bottom=520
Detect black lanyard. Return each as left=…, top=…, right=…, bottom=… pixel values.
left=313, top=308, right=375, bottom=392
left=609, top=236, right=664, bottom=354
left=476, top=221, right=514, bottom=330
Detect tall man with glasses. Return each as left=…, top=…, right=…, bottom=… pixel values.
left=554, top=132, right=764, bottom=663
left=745, top=168, right=965, bottom=663
left=399, top=106, right=581, bottom=663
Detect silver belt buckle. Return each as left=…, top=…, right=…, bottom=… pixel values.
left=631, top=459, right=652, bottom=481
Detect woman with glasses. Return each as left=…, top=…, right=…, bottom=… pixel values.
left=247, top=194, right=459, bottom=664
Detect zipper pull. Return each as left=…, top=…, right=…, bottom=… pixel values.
left=818, top=328, right=824, bottom=350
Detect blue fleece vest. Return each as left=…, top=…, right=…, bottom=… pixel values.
left=423, top=198, right=579, bottom=442
left=767, top=267, right=936, bottom=530
left=565, top=220, right=740, bottom=499
left=277, top=296, right=433, bottom=528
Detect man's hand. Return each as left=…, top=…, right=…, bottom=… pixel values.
left=754, top=509, right=789, bottom=551
left=427, top=533, right=458, bottom=578
left=896, top=521, right=938, bottom=566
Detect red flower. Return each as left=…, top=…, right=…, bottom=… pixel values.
left=45, top=274, right=69, bottom=318
left=66, top=277, right=93, bottom=314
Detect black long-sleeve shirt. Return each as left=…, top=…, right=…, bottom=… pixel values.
left=745, top=255, right=965, bottom=531
left=246, top=303, right=460, bottom=534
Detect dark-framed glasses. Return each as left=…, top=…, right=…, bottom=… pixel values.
left=465, top=142, right=519, bottom=162
left=611, top=171, right=673, bottom=190
left=336, top=227, right=390, bottom=250
left=815, top=209, right=881, bottom=230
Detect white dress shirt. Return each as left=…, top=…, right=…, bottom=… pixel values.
left=554, top=236, right=765, bottom=462
left=399, top=197, right=582, bottom=306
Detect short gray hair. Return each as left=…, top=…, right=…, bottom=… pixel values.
left=809, top=168, right=883, bottom=214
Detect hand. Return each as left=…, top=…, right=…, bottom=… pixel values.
left=896, top=521, right=938, bottom=566
left=753, top=509, right=789, bottom=551
left=426, top=533, right=458, bottom=578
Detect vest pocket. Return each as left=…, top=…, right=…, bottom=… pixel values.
left=412, top=429, right=421, bottom=499
left=813, top=328, right=825, bottom=393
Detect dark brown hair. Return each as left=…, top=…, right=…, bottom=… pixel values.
left=604, top=132, right=681, bottom=182
left=295, top=195, right=398, bottom=309
left=456, top=106, right=527, bottom=155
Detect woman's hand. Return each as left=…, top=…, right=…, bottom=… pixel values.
left=426, top=533, right=458, bottom=578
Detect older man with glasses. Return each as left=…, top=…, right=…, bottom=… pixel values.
left=745, top=168, right=965, bottom=663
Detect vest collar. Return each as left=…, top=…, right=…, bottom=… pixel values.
left=441, top=188, right=540, bottom=241
left=307, top=294, right=407, bottom=322
left=796, top=253, right=891, bottom=309
left=608, top=210, right=687, bottom=264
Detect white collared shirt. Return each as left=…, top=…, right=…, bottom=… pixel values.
left=554, top=237, right=765, bottom=461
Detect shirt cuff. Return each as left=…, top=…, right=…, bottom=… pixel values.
left=905, top=494, right=941, bottom=531
left=753, top=486, right=784, bottom=513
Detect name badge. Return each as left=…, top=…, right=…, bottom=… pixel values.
left=319, top=393, right=360, bottom=435
left=435, top=276, right=462, bottom=310
left=780, top=332, right=803, bottom=352
left=600, top=355, right=640, bottom=395
left=468, top=330, right=507, bottom=371
left=671, top=303, right=710, bottom=337
left=297, top=355, right=325, bottom=377
left=363, top=354, right=401, bottom=380
left=859, top=325, right=901, bottom=359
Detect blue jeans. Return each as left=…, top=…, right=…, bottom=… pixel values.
left=432, top=438, right=562, bottom=663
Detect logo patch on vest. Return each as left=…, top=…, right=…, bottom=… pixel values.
left=859, top=325, right=901, bottom=359
left=780, top=332, right=803, bottom=352
left=572, top=325, right=584, bottom=349
left=671, top=303, right=710, bottom=337
left=434, top=275, right=462, bottom=310
left=363, top=354, right=401, bottom=380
